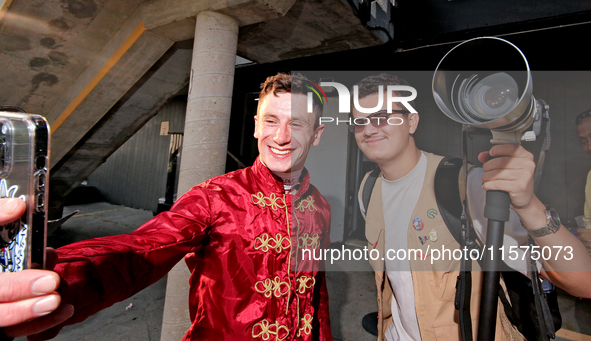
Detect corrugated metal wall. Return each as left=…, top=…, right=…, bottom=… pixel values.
left=87, top=97, right=187, bottom=211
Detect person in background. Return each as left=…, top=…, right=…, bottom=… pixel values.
left=576, top=109, right=591, bottom=216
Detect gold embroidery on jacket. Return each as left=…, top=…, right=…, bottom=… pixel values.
left=298, top=233, right=320, bottom=250
left=296, top=276, right=316, bottom=294
left=255, top=276, right=290, bottom=298
left=294, top=196, right=317, bottom=213
left=251, top=192, right=286, bottom=211
left=283, top=196, right=292, bottom=315
left=252, top=320, right=289, bottom=341
left=297, top=314, right=313, bottom=337
left=254, top=233, right=291, bottom=253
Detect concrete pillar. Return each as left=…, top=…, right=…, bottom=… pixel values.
left=160, top=11, right=238, bottom=341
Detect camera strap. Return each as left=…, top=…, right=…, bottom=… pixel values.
left=533, top=100, right=551, bottom=193
left=456, top=125, right=474, bottom=341
left=530, top=101, right=557, bottom=340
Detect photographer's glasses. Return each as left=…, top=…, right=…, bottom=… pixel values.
left=348, top=110, right=409, bottom=133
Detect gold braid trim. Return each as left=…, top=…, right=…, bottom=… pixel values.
left=298, top=233, right=320, bottom=250
left=251, top=192, right=286, bottom=211
left=296, top=276, right=316, bottom=294
left=294, top=195, right=317, bottom=213
left=297, top=314, right=313, bottom=337
left=254, top=233, right=291, bottom=253
left=254, top=276, right=290, bottom=298
left=283, top=194, right=292, bottom=315
left=252, top=320, right=289, bottom=341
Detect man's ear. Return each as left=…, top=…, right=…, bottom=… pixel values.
left=253, top=115, right=259, bottom=139
left=408, top=112, right=419, bottom=135
left=312, top=124, right=326, bottom=147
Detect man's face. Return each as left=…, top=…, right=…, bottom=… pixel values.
left=352, top=92, right=418, bottom=165
left=577, top=117, right=591, bottom=156
left=254, top=92, right=325, bottom=176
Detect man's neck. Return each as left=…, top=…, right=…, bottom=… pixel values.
left=378, top=145, right=422, bottom=181
left=270, top=168, right=302, bottom=181
left=259, top=160, right=303, bottom=192
left=274, top=169, right=302, bottom=194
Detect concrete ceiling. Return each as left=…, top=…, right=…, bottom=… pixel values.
left=2, top=0, right=590, bottom=216
left=0, top=0, right=381, bottom=214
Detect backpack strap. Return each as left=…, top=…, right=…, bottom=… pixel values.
left=435, top=156, right=475, bottom=341
left=434, top=157, right=465, bottom=242
left=361, top=168, right=381, bottom=217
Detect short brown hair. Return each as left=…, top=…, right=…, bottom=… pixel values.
left=353, top=73, right=416, bottom=112
left=258, top=73, right=323, bottom=129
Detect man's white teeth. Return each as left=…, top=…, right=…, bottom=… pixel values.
left=271, top=147, right=291, bottom=155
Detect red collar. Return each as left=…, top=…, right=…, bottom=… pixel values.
left=250, top=157, right=311, bottom=198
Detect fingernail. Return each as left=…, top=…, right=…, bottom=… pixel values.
left=31, top=275, right=58, bottom=295
left=0, top=198, right=19, bottom=214
left=54, top=304, right=75, bottom=321
left=33, top=295, right=59, bottom=315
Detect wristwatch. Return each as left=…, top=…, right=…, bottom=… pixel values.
left=525, top=207, right=561, bottom=237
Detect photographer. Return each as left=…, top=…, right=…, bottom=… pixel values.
left=354, top=73, right=591, bottom=341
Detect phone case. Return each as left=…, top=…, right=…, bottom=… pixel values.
left=0, top=112, right=49, bottom=272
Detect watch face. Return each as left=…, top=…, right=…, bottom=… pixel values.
left=549, top=208, right=561, bottom=227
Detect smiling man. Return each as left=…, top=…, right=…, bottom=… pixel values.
left=5, top=73, right=333, bottom=341
left=255, top=81, right=324, bottom=186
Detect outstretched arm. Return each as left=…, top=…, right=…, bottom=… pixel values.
left=479, top=143, right=591, bottom=298
left=23, top=186, right=215, bottom=340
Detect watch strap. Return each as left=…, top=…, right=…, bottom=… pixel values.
left=525, top=208, right=560, bottom=237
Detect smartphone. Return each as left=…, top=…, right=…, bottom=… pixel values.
left=0, top=111, right=50, bottom=272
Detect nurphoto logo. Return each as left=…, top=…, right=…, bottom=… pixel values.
left=306, top=81, right=418, bottom=127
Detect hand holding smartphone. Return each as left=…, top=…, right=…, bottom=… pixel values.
left=0, top=111, right=75, bottom=339
left=0, top=110, right=49, bottom=272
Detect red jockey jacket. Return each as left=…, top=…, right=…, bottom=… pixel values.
left=50, top=158, right=332, bottom=341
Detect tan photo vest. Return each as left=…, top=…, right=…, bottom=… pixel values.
left=362, top=152, right=522, bottom=341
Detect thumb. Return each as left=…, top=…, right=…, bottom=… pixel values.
left=0, top=198, right=26, bottom=225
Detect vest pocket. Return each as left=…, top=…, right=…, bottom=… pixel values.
left=427, top=270, right=457, bottom=302
left=433, top=320, right=478, bottom=341
left=433, top=323, right=461, bottom=341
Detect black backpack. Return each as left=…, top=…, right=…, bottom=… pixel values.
left=360, top=156, right=561, bottom=341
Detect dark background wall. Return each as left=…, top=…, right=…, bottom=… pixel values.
left=227, top=23, right=591, bottom=236
left=85, top=21, right=591, bottom=236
